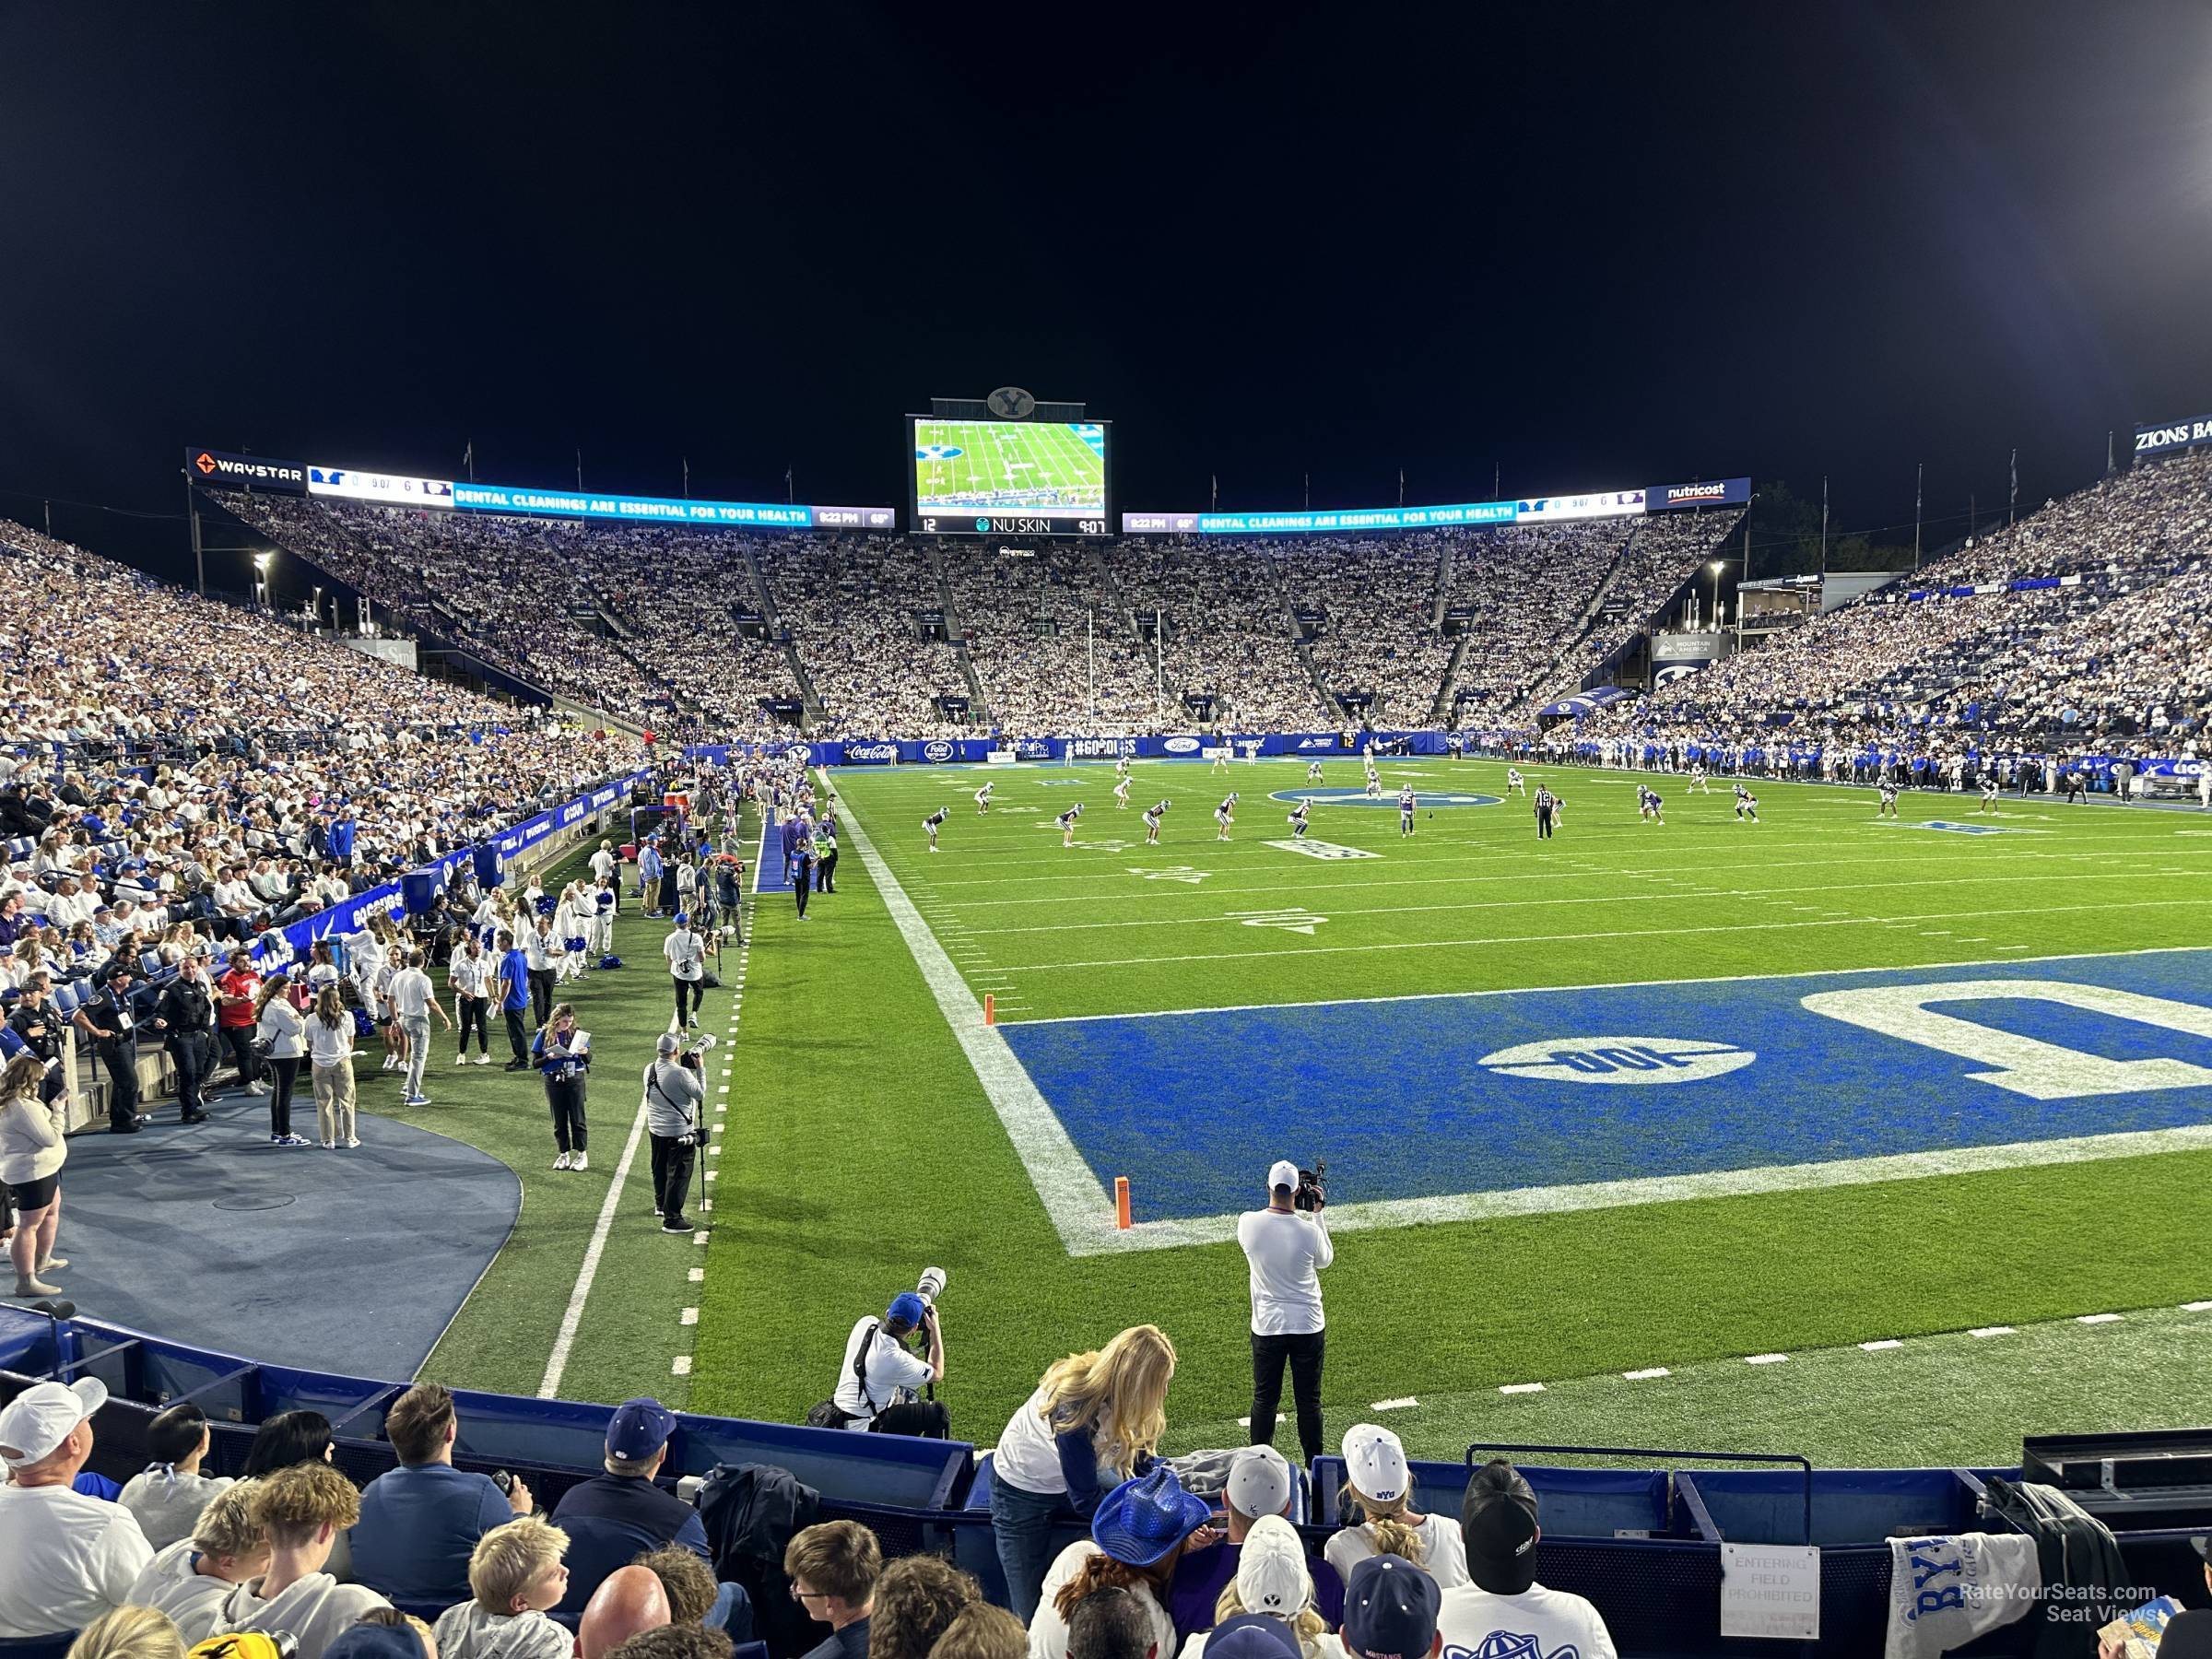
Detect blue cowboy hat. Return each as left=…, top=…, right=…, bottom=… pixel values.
left=1090, top=1465, right=1212, bottom=1567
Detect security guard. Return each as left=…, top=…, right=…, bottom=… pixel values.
left=814, top=814, right=839, bottom=894
left=151, top=957, right=217, bottom=1124
left=74, top=962, right=147, bottom=1134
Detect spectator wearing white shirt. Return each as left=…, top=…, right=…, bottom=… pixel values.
left=254, top=975, right=312, bottom=1147
left=1323, top=1427, right=1466, bottom=1591
left=1235, top=1160, right=1333, bottom=1466
left=663, top=914, right=708, bottom=1030
left=449, top=934, right=496, bottom=1065
left=389, top=948, right=450, bottom=1108
left=0, top=1379, right=155, bottom=1638
left=1432, top=1462, right=1615, bottom=1659
left=306, top=985, right=359, bottom=1149
left=118, top=1402, right=234, bottom=1551
left=123, top=1481, right=269, bottom=1647
left=216, top=1461, right=391, bottom=1659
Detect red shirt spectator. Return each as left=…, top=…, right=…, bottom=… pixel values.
left=217, top=962, right=263, bottom=1030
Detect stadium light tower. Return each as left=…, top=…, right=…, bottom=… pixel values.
left=253, top=550, right=272, bottom=608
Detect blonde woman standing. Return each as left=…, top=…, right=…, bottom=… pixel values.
left=254, top=977, right=311, bottom=1147
left=991, top=1324, right=1178, bottom=1623
left=1323, top=1424, right=1467, bottom=1590
left=0, top=1052, right=69, bottom=1297
left=306, top=986, right=359, bottom=1149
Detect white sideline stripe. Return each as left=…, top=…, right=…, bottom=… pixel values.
left=1623, top=1367, right=1671, bottom=1381
left=828, top=771, right=1116, bottom=1254
left=672, top=1356, right=693, bottom=1375
left=1860, top=1339, right=1903, bottom=1351
left=1371, top=1396, right=1419, bottom=1410
left=688, top=1267, right=705, bottom=1282
left=1745, top=1353, right=1789, bottom=1365
left=985, top=899, right=2209, bottom=976
left=1500, top=1382, right=1546, bottom=1394
left=680, top=1307, right=699, bottom=1325
left=2185, top=1300, right=2212, bottom=1312
left=2077, top=1312, right=2124, bottom=1324
left=1002, top=943, right=2210, bottom=1028
left=1970, top=1325, right=2017, bottom=1337
left=537, top=1097, right=653, bottom=1398
left=1049, top=1122, right=2212, bottom=1255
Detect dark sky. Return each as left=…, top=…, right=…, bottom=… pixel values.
left=6, top=1, right=2211, bottom=576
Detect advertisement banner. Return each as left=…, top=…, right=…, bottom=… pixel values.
left=2134, top=415, right=2212, bottom=459
left=1517, top=488, right=1645, bottom=523
left=1649, top=477, right=1751, bottom=511
left=308, top=465, right=456, bottom=508
left=451, top=482, right=890, bottom=531
left=187, top=448, right=309, bottom=493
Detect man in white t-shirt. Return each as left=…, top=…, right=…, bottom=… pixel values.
left=829, top=1291, right=947, bottom=1437
left=1235, top=1159, right=1332, bottom=1465
left=388, top=948, right=450, bottom=1106
left=663, top=913, right=708, bottom=1030
left=590, top=839, right=618, bottom=886
left=0, top=1379, right=155, bottom=1637
left=1434, top=1460, right=1616, bottom=1659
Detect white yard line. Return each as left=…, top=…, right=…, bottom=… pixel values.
left=986, top=899, right=2210, bottom=976
left=538, top=1098, right=653, bottom=1398
left=1002, top=942, right=2210, bottom=1026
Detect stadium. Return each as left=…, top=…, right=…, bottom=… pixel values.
left=5, top=8, right=2211, bottom=1659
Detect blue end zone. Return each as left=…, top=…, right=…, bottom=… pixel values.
left=997, top=949, right=2212, bottom=1220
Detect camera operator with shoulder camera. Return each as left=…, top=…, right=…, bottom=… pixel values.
left=824, top=1277, right=948, bottom=1438
left=1237, top=1158, right=1333, bottom=1465
left=642, top=1030, right=709, bottom=1233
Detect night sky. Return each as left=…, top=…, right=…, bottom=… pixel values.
left=6, top=2, right=2211, bottom=577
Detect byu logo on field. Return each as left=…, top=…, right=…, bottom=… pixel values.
left=1478, top=1035, right=1756, bottom=1085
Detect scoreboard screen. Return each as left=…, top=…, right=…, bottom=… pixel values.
left=910, top=417, right=1111, bottom=535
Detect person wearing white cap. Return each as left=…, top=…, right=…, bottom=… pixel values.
left=1322, top=1427, right=1466, bottom=1592
left=1169, top=1446, right=1344, bottom=1639
left=0, top=1378, right=155, bottom=1638
left=1182, top=1516, right=1331, bottom=1659
left=1235, top=1159, right=1332, bottom=1466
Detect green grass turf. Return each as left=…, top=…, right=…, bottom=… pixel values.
left=687, top=759, right=2212, bottom=1464
left=377, top=831, right=753, bottom=1409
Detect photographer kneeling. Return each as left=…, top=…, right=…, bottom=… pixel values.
left=825, top=1288, right=947, bottom=1438
left=642, top=1033, right=706, bottom=1234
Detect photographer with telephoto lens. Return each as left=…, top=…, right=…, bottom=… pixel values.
left=824, top=1273, right=949, bottom=1438
left=642, top=1032, right=708, bottom=1233
left=1237, top=1159, right=1333, bottom=1467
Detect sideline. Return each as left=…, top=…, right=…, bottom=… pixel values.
left=826, top=769, right=1121, bottom=1255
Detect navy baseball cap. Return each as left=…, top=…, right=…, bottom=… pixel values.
left=1205, top=1619, right=1300, bottom=1659
left=606, top=1397, right=677, bottom=1460
left=1342, top=1556, right=1442, bottom=1659
left=324, top=1624, right=427, bottom=1659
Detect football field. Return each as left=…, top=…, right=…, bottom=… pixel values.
left=913, top=419, right=1106, bottom=513
left=687, top=758, right=2212, bottom=1465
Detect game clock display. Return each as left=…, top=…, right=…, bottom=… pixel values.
left=910, top=417, right=1110, bottom=535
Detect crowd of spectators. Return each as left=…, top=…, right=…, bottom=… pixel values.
left=218, top=489, right=1751, bottom=741
left=1553, top=451, right=2212, bottom=759
left=0, top=1376, right=1618, bottom=1659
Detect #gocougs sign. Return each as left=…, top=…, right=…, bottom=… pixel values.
left=187, top=447, right=309, bottom=493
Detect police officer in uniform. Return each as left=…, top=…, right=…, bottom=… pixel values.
left=74, top=962, right=146, bottom=1134
left=792, top=819, right=816, bottom=920
left=151, top=959, right=216, bottom=1124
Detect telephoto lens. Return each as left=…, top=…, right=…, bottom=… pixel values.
left=916, top=1265, right=948, bottom=1305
